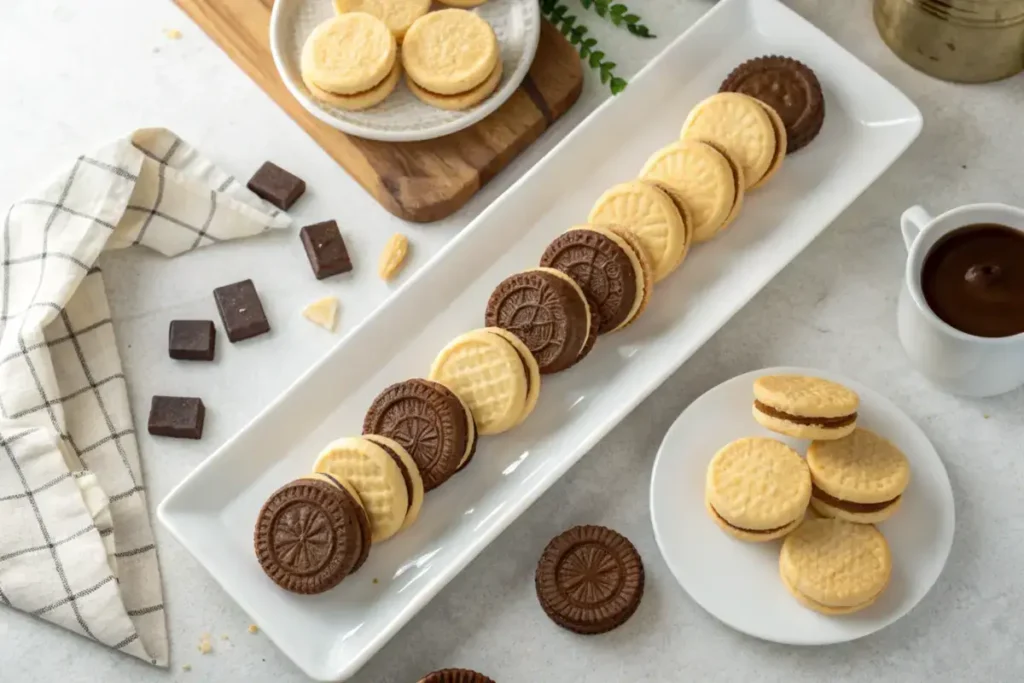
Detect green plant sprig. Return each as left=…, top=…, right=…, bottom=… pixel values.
left=579, top=0, right=655, bottom=38
left=540, top=0, right=627, bottom=94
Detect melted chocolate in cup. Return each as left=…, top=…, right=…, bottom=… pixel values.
left=921, top=224, right=1024, bottom=338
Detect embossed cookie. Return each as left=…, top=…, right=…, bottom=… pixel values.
left=780, top=518, right=891, bottom=615
left=588, top=180, right=691, bottom=282
left=705, top=437, right=810, bottom=542
left=363, top=434, right=425, bottom=531
left=428, top=328, right=535, bottom=435
left=640, top=139, right=745, bottom=243
left=407, top=60, right=503, bottom=111
left=363, top=379, right=473, bottom=491
left=418, top=670, right=496, bottom=683
left=681, top=92, right=778, bottom=190
left=807, top=428, right=910, bottom=524
left=535, top=525, right=645, bottom=634
left=300, top=13, right=397, bottom=95
left=485, top=268, right=592, bottom=374
left=753, top=374, right=859, bottom=440
left=254, top=477, right=365, bottom=593
left=313, top=436, right=410, bottom=542
left=720, top=55, right=825, bottom=153
left=401, top=9, right=499, bottom=96
left=301, top=473, right=373, bottom=572
left=333, top=0, right=431, bottom=42
left=539, top=225, right=650, bottom=334
left=751, top=100, right=787, bottom=189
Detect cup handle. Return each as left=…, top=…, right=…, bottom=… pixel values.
left=901, top=205, right=933, bottom=252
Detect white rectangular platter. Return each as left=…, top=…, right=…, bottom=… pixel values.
left=158, top=0, right=922, bottom=679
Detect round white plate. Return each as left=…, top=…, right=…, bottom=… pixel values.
left=650, top=367, right=955, bottom=645
left=270, top=0, right=541, bottom=142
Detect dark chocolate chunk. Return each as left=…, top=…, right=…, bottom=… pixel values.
left=300, top=220, right=352, bottom=280
left=148, top=396, right=205, bottom=439
left=247, top=161, right=306, bottom=210
left=535, top=525, right=645, bottom=634
left=168, top=320, right=216, bottom=361
left=213, top=279, right=270, bottom=342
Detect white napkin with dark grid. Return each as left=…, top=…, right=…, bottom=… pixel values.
left=0, top=128, right=290, bottom=665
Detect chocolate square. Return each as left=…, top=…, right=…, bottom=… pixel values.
left=247, top=161, right=305, bottom=210
left=169, top=320, right=216, bottom=361
left=148, top=396, right=205, bottom=439
left=300, top=220, right=353, bottom=280
left=213, top=279, right=270, bottom=343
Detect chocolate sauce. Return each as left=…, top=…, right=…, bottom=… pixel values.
left=921, top=224, right=1024, bottom=338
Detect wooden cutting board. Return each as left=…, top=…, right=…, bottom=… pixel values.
left=174, top=0, right=584, bottom=222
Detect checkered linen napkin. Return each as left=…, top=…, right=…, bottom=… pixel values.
left=0, top=128, right=289, bottom=665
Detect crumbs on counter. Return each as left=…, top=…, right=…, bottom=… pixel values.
left=248, top=624, right=259, bottom=634
left=182, top=664, right=192, bottom=672
left=164, top=28, right=183, bottom=40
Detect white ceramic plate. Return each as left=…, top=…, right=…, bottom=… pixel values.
left=650, top=367, right=956, bottom=645
left=269, top=0, right=541, bottom=142
left=160, top=0, right=922, bottom=678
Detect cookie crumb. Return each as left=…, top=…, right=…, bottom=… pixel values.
left=372, top=578, right=379, bottom=584
left=182, top=664, right=192, bottom=672
left=164, top=28, right=183, bottom=40
left=221, top=634, right=230, bottom=641
left=198, top=641, right=212, bottom=654
left=984, top=414, right=990, bottom=419
left=248, top=624, right=259, bottom=634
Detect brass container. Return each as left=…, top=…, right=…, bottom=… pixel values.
left=874, top=0, right=1024, bottom=82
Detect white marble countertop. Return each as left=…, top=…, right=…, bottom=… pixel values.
left=2, top=0, right=1023, bottom=681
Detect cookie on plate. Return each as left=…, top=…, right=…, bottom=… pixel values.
left=254, top=477, right=366, bottom=593
left=302, top=472, right=373, bottom=572
left=680, top=92, right=778, bottom=190
left=363, top=379, right=475, bottom=491
left=313, top=436, right=410, bottom=542
left=402, top=9, right=499, bottom=96
left=807, top=428, right=910, bottom=524
left=300, top=13, right=398, bottom=110
left=705, top=437, right=810, bottom=542
left=332, top=0, right=431, bottom=42
left=752, top=374, right=859, bottom=440
left=535, top=525, right=644, bottom=634
left=418, top=670, right=496, bottom=683
left=485, top=267, right=595, bottom=374
left=428, top=328, right=538, bottom=435
left=588, top=180, right=691, bottom=282
left=407, top=59, right=503, bottom=111
left=539, top=225, right=652, bottom=334
left=639, top=139, right=745, bottom=243
left=779, top=517, right=891, bottom=615
left=719, top=55, right=825, bottom=153
left=362, top=434, right=425, bottom=531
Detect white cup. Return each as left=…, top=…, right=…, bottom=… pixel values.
left=897, top=203, right=1024, bottom=397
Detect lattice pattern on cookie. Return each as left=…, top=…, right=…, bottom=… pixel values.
left=754, top=374, right=859, bottom=418
left=706, top=437, right=811, bottom=529
left=780, top=518, right=891, bottom=607
left=808, top=428, right=910, bottom=503
left=589, top=182, right=685, bottom=282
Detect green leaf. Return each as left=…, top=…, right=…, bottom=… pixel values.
left=600, top=69, right=611, bottom=84
left=610, top=4, right=628, bottom=16
left=580, top=0, right=593, bottom=8
left=582, top=38, right=598, bottom=49
left=610, top=15, right=624, bottom=26
left=623, top=13, right=640, bottom=24
left=589, top=50, right=605, bottom=68
left=579, top=46, right=591, bottom=58
left=627, top=24, right=654, bottom=38
left=551, top=5, right=566, bottom=20
left=601, top=61, right=617, bottom=73
left=610, top=77, right=627, bottom=95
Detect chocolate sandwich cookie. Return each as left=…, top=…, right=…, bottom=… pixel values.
left=535, top=525, right=645, bottom=634
left=485, top=268, right=592, bottom=374
left=303, top=473, right=372, bottom=572
left=539, top=226, right=650, bottom=334
left=419, top=670, right=496, bottom=683
left=719, top=55, right=824, bottom=153
left=363, top=379, right=470, bottom=491
left=254, top=478, right=365, bottom=594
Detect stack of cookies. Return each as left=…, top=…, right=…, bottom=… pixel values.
left=301, top=4, right=501, bottom=112
left=704, top=374, right=910, bottom=616
left=402, top=9, right=503, bottom=111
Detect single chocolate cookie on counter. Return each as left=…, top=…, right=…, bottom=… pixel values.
left=418, top=669, right=496, bottom=683
left=719, top=55, right=825, bottom=153
left=535, top=525, right=645, bottom=634
left=254, top=477, right=367, bottom=594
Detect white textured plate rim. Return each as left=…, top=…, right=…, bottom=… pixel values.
left=649, top=366, right=956, bottom=646
left=160, top=0, right=924, bottom=678
left=268, top=0, right=541, bottom=142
